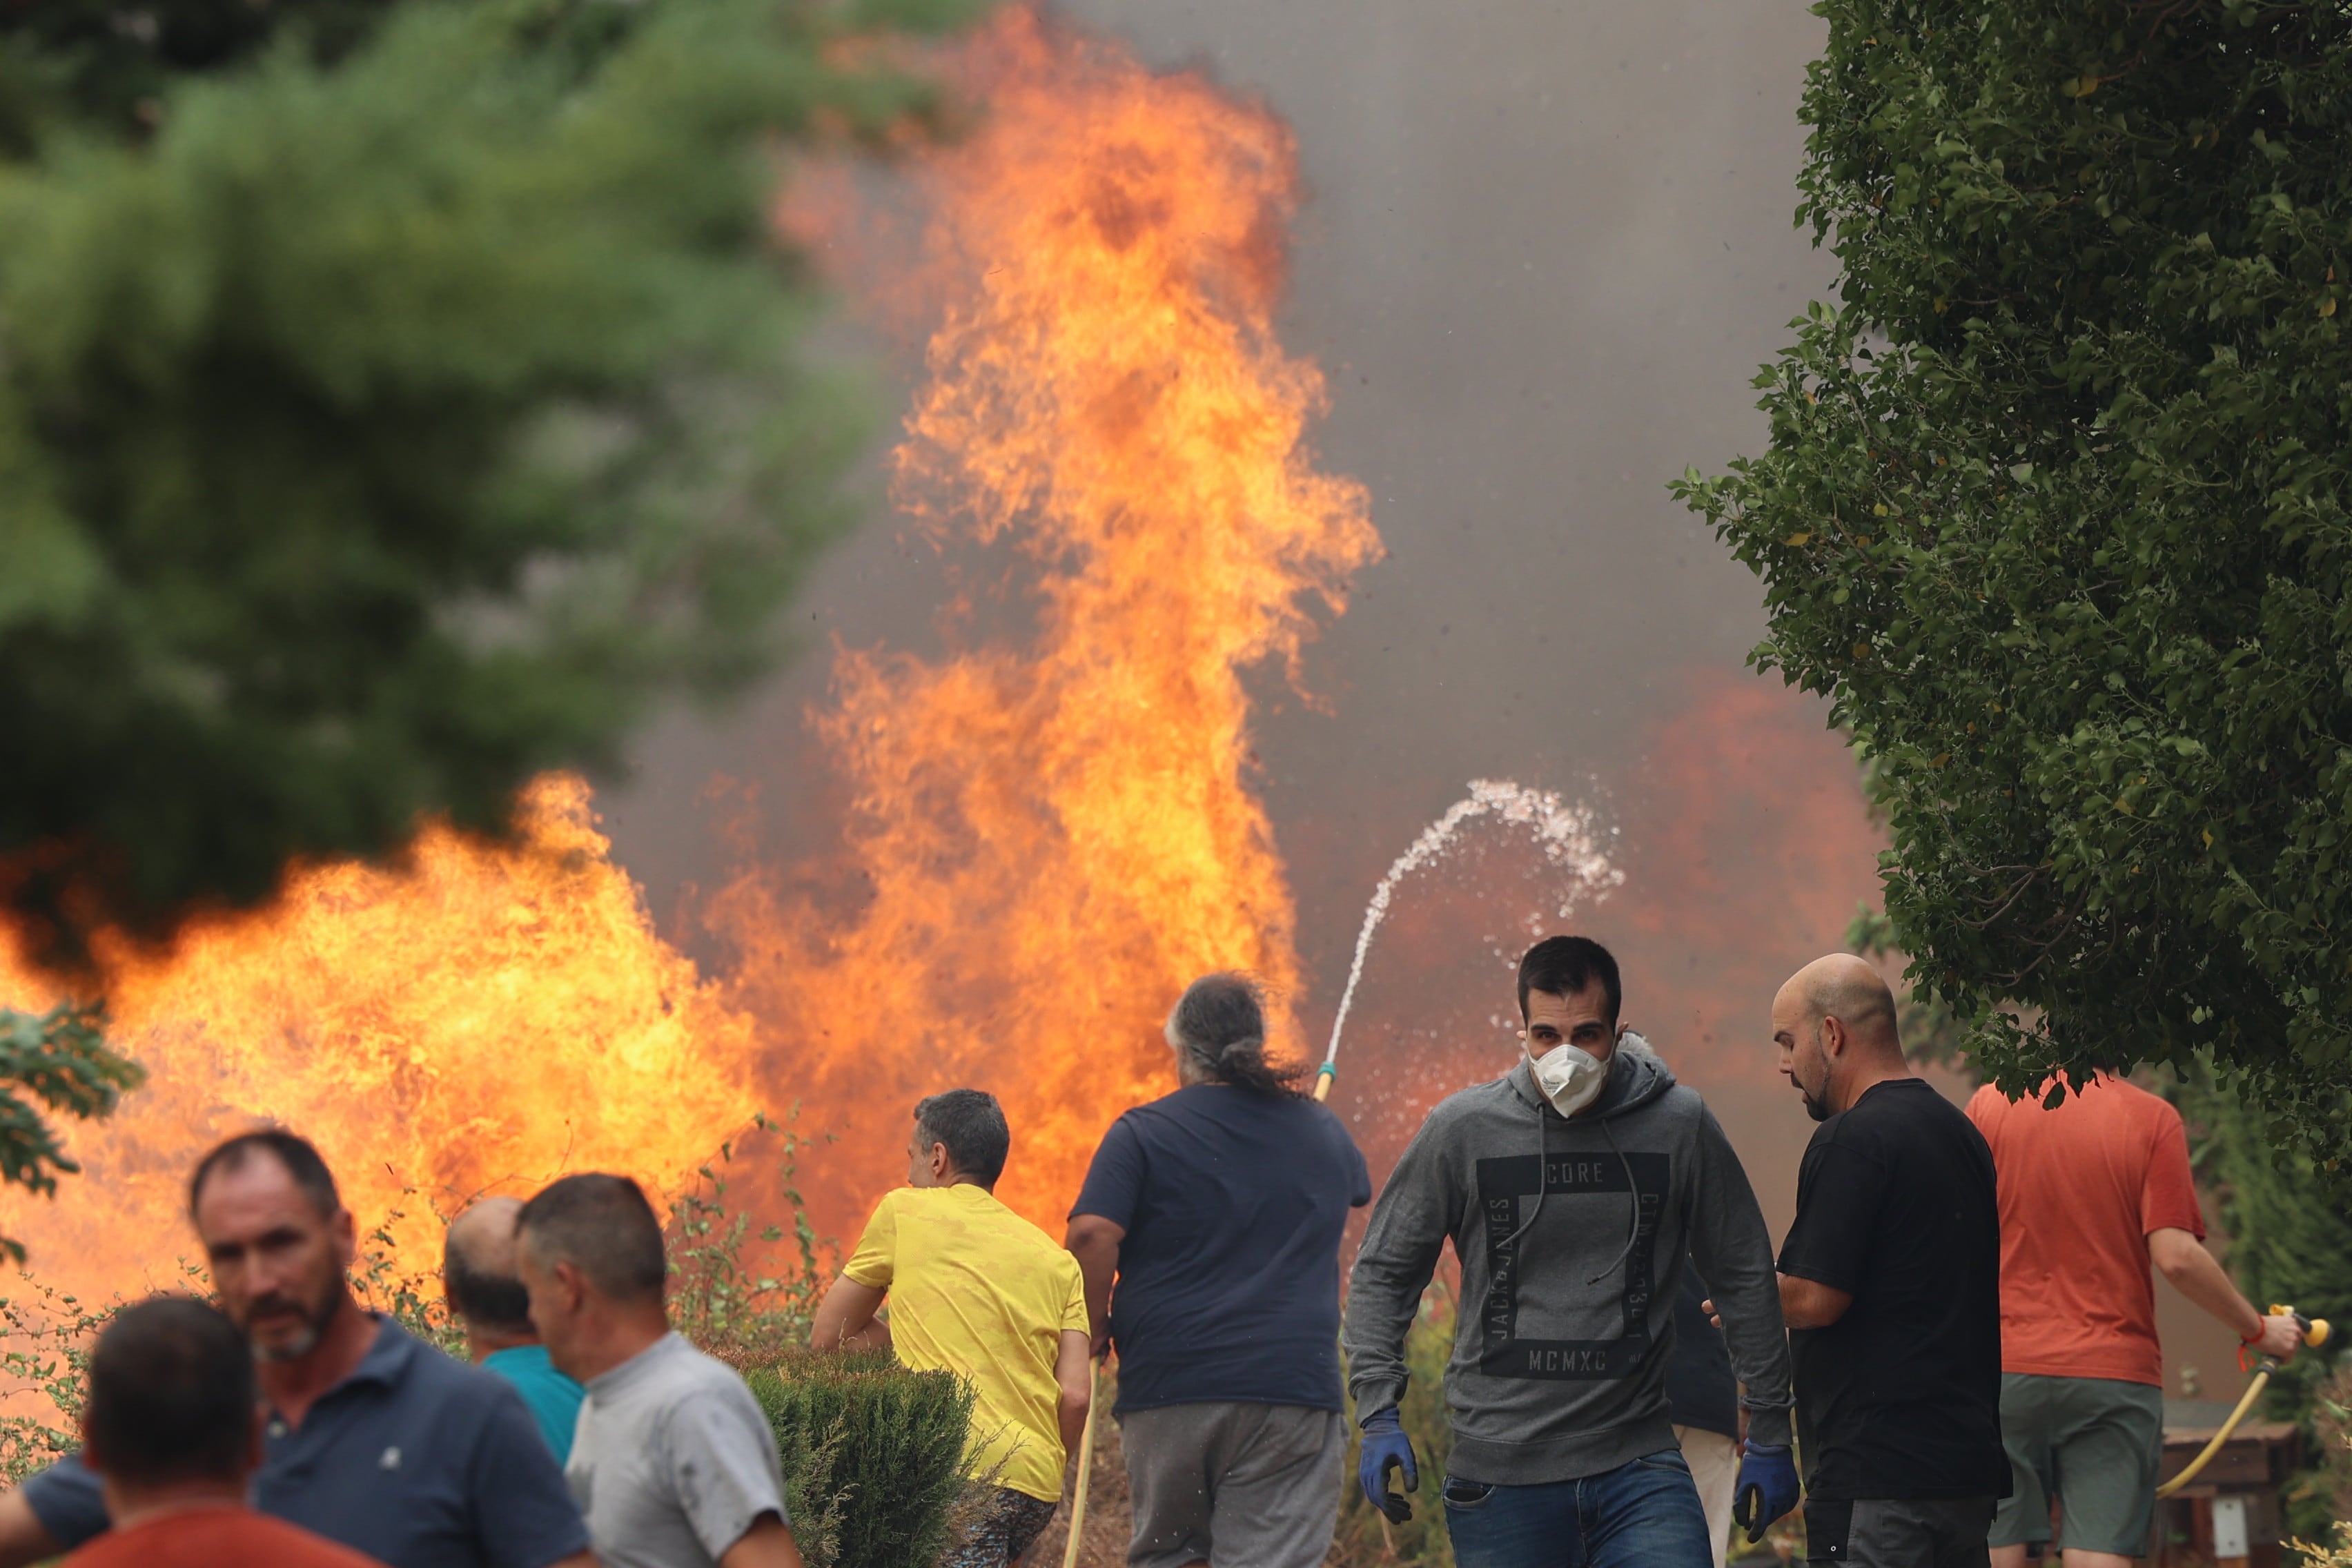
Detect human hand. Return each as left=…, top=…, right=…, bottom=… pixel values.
left=1733, top=1443, right=1799, bottom=1542
left=1358, top=1408, right=1419, bottom=1524
left=1702, top=1297, right=1724, bottom=1332
left=2254, top=1313, right=2306, bottom=1362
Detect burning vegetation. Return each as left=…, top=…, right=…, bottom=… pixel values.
left=0, top=8, right=1380, bottom=1295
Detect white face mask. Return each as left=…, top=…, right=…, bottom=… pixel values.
left=1525, top=1040, right=1609, bottom=1117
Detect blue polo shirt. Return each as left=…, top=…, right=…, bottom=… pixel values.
left=22, top=1316, right=587, bottom=1568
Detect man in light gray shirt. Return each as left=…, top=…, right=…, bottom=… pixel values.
left=517, top=1173, right=800, bottom=1568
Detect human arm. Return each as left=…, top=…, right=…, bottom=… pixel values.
left=668, top=1387, right=800, bottom=1568
left=1055, top=1328, right=1093, bottom=1458
left=3, top=1455, right=105, bottom=1565
left=819, top=1193, right=901, bottom=1352
left=2148, top=1228, right=2302, bottom=1359
left=2141, top=1110, right=2303, bottom=1360
left=1778, top=1273, right=1854, bottom=1331
left=720, top=1513, right=803, bottom=1568
left=1342, top=1114, right=1456, bottom=1424
left=1703, top=1277, right=1852, bottom=1330
left=810, top=1275, right=891, bottom=1352
left=1774, top=1135, right=1882, bottom=1337
left=1067, top=1116, right=1146, bottom=1359
left=1064, top=1214, right=1125, bottom=1358
left=0, top=1490, right=64, bottom=1568
left=1685, top=1105, right=1796, bottom=1450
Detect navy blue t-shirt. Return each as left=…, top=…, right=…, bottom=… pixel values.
left=23, top=1317, right=587, bottom=1568
left=1072, top=1085, right=1370, bottom=1413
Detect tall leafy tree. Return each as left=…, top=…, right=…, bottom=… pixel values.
left=0, top=0, right=963, bottom=1239
left=1678, top=1, right=2352, bottom=1155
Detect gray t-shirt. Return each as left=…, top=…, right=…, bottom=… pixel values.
left=566, top=1332, right=789, bottom=1568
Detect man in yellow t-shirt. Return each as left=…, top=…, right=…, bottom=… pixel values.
left=811, top=1089, right=1092, bottom=1568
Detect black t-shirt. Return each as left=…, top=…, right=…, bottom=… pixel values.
left=1071, top=1085, right=1371, bottom=1413
left=1778, top=1077, right=2007, bottom=1501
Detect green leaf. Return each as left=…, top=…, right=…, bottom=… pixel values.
left=1680, top=0, right=2352, bottom=1166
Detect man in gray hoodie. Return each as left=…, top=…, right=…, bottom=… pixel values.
left=1344, top=935, right=1800, bottom=1568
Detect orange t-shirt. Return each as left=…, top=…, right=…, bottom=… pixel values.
left=1966, top=1074, right=2206, bottom=1384
left=62, top=1507, right=386, bottom=1568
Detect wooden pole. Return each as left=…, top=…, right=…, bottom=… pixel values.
left=1061, top=1362, right=1103, bottom=1568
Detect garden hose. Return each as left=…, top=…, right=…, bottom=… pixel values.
left=2153, top=1306, right=2329, bottom=1500
left=1061, top=1361, right=1103, bottom=1568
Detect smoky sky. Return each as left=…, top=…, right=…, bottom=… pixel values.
left=607, top=0, right=1839, bottom=990
left=597, top=1, right=2237, bottom=1389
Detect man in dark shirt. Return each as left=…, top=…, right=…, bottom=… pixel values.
left=62, top=1295, right=380, bottom=1568
left=1065, top=972, right=1371, bottom=1568
left=1772, top=954, right=2006, bottom=1568
left=0, top=1130, right=591, bottom=1568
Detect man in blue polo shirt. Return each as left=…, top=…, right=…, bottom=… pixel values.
left=0, top=1129, right=592, bottom=1568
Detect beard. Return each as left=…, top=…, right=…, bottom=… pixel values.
left=243, top=1282, right=343, bottom=1362
left=1802, top=1088, right=1833, bottom=1123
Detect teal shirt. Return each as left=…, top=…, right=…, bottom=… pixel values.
left=483, top=1344, right=586, bottom=1464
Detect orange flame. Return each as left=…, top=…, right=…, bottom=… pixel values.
left=0, top=776, right=764, bottom=1296
left=716, top=6, right=1378, bottom=1229
left=0, top=8, right=1377, bottom=1293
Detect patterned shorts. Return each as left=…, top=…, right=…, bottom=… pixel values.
left=945, top=1484, right=1060, bottom=1568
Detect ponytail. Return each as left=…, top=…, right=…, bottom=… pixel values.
left=1166, top=973, right=1308, bottom=1097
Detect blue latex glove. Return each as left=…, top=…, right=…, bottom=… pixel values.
left=1358, top=1407, right=1419, bottom=1524
left=1733, top=1442, right=1800, bottom=1542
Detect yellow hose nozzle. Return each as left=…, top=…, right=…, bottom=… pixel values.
left=2270, top=1304, right=2331, bottom=1349
left=1313, top=1063, right=1336, bottom=1102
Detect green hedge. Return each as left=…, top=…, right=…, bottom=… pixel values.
left=747, top=1351, right=974, bottom=1568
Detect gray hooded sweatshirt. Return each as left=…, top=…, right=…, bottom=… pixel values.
left=1344, top=1037, right=1793, bottom=1486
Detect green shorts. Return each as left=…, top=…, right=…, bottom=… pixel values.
left=1989, top=1372, right=2164, bottom=1556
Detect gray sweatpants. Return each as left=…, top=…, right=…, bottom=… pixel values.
left=1119, top=1402, right=1345, bottom=1568
left=1805, top=1496, right=1997, bottom=1568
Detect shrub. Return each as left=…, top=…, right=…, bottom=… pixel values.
left=670, top=1111, right=834, bottom=1363
left=0, top=1275, right=112, bottom=1485
left=1333, top=1280, right=1459, bottom=1567
left=746, top=1351, right=974, bottom=1568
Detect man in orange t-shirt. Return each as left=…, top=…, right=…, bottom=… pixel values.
left=1968, top=1075, right=2303, bottom=1568
left=63, top=1296, right=381, bottom=1568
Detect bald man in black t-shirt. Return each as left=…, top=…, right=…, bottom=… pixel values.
left=1770, top=954, right=2006, bottom=1568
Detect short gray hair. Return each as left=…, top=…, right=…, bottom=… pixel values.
left=1165, top=973, right=1302, bottom=1096
left=516, top=1173, right=666, bottom=1306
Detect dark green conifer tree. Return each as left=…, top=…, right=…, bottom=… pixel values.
left=0, top=0, right=963, bottom=1242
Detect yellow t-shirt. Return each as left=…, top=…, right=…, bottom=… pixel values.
left=843, top=1184, right=1088, bottom=1502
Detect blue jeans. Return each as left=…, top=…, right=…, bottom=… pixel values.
left=1443, top=1448, right=1716, bottom=1568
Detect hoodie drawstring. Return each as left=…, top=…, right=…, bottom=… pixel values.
left=1500, top=1089, right=1550, bottom=1255
left=1500, top=1079, right=1643, bottom=1284
left=1586, top=1116, right=1642, bottom=1286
